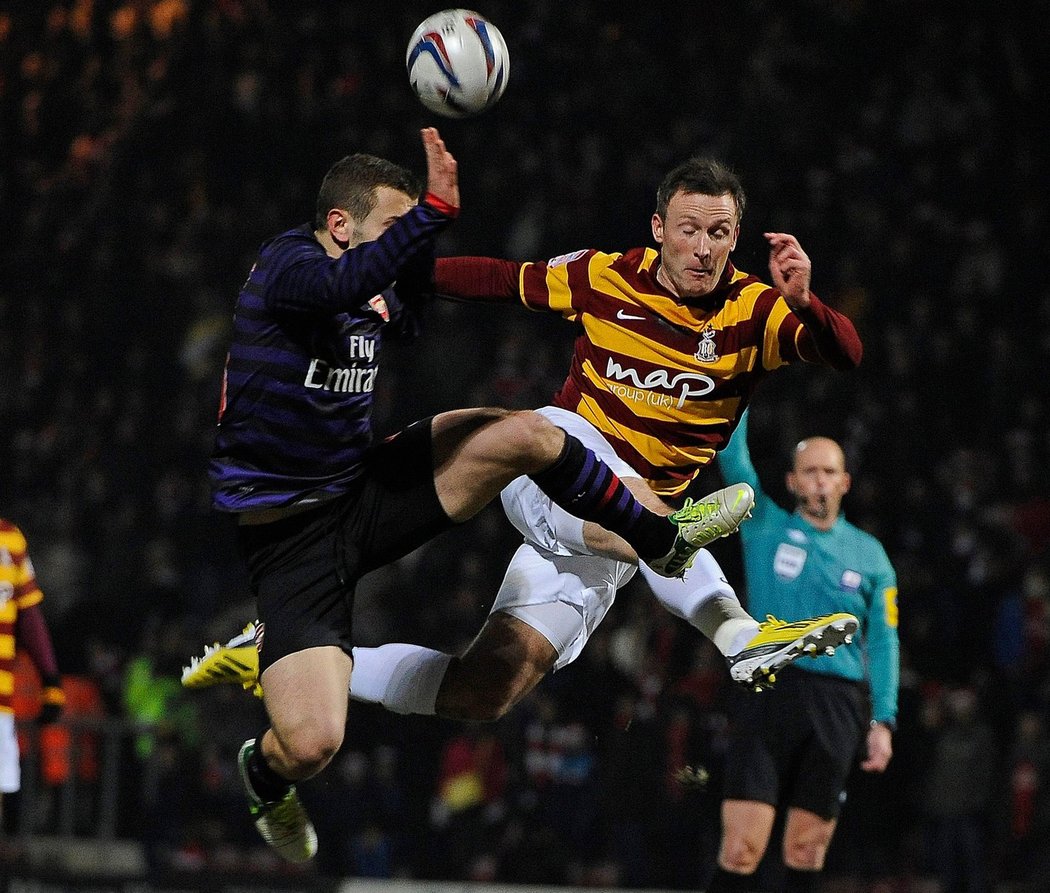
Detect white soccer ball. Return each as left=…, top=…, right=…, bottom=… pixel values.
left=406, top=9, right=509, bottom=118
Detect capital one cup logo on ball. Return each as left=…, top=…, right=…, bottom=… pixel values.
left=406, top=9, right=509, bottom=118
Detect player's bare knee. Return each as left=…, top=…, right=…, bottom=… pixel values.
left=500, top=410, right=564, bottom=470
left=279, top=722, right=343, bottom=776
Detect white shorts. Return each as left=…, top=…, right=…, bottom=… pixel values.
left=0, top=711, right=20, bottom=793
left=493, top=543, right=636, bottom=670
left=495, top=406, right=639, bottom=670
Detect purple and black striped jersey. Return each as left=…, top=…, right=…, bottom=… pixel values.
left=209, top=201, right=452, bottom=512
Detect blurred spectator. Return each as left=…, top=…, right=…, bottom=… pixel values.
left=920, top=686, right=998, bottom=893
left=1000, top=710, right=1050, bottom=883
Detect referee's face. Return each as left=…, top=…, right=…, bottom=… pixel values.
left=787, top=437, right=851, bottom=529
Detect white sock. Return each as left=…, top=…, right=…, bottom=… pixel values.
left=639, top=553, right=758, bottom=657
left=349, top=643, right=452, bottom=715
left=707, top=608, right=760, bottom=657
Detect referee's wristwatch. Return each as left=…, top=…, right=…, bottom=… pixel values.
left=870, top=718, right=897, bottom=733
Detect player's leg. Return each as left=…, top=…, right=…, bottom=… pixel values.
left=350, top=543, right=632, bottom=720
left=233, top=499, right=369, bottom=864
left=638, top=557, right=860, bottom=691
left=321, top=612, right=554, bottom=722
left=345, top=611, right=557, bottom=721
left=523, top=470, right=764, bottom=671
left=428, top=407, right=747, bottom=576
left=436, top=610, right=558, bottom=720
left=237, top=647, right=348, bottom=864
left=243, top=648, right=351, bottom=856
left=256, top=646, right=352, bottom=780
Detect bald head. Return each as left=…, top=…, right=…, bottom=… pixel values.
left=786, top=436, right=850, bottom=530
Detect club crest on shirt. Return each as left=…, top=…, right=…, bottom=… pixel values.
left=367, top=294, right=390, bottom=321
left=694, top=325, right=719, bottom=363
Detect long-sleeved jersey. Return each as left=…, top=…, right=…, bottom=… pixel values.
left=435, top=249, right=861, bottom=497
left=716, top=412, right=899, bottom=724
left=210, top=201, right=453, bottom=512
left=0, top=520, right=60, bottom=715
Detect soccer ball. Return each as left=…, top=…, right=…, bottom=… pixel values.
left=406, top=9, right=509, bottom=118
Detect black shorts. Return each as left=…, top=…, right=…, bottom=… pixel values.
left=721, top=666, right=867, bottom=820
left=236, top=418, right=455, bottom=674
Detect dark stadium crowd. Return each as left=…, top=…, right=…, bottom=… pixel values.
left=2, top=1, right=1049, bottom=890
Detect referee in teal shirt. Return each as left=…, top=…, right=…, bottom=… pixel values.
left=706, top=410, right=899, bottom=893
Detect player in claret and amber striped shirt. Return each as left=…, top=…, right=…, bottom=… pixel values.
left=0, top=519, right=64, bottom=825
left=337, top=157, right=863, bottom=721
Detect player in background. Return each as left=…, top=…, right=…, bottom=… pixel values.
left=706, top=410, right=899, bottom=893
left=0, top=519, right=64, bottom=827
left=208, top=129, right=753, bottom=863
left=188, top=156, right=862, bottom=732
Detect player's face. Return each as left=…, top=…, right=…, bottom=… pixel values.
left=651, top=189, right=739, bottom=299
left=786, top=438, right=851, bottom=528
left=350, top=186, right=417, bottom=246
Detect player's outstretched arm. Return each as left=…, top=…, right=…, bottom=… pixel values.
left=433, top=256, right=522, bottom=303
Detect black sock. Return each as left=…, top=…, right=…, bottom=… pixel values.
left=529, top=432, right=675, bottom=560
left=783, top=867, right=819, bottom=893
left=705, top=866, right=754, bottom=893
left=245, top=738, right=292, bottom=803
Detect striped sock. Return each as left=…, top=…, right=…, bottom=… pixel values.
left=529, top=431, right=675, bottom=561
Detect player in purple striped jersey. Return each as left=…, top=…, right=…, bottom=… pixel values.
left=209, top=128, right=751, bottom=863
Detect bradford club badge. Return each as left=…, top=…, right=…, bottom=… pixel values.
left=695, top=325, right=719, bottom=363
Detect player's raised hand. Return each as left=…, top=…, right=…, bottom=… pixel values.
left=421, top=127, right=459, bottom=213
left=765, top=232, right=812, bottom=309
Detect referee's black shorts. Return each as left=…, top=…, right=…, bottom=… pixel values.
left=236, top=417, right=455, bottom=674
left=721, top=665, right=868, bottom=820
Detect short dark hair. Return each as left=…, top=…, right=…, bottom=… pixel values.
left=314, top=154, right=420, bottom=230
left=655, top=157, right=746, bottom=222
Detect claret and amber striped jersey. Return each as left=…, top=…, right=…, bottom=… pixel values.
left=518, top=247, right=858, bottom=497
left=0, top=520, right=44, bottom=714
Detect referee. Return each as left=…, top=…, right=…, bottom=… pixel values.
left=707, top=409, right=899, bottom=893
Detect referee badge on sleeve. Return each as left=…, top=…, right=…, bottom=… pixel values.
left=839, top=569, right=862, bottom=592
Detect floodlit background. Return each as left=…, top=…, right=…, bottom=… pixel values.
left=1, top=2, right=1047, bottom=891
